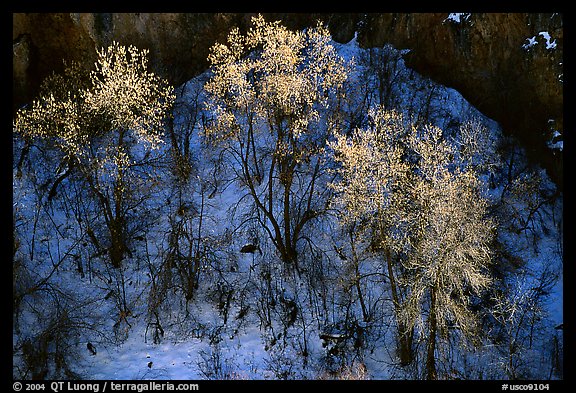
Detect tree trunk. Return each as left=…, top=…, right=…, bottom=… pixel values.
left=109, top=130, right=128, bottom=269
left=385, top=248, right=414, bottom=366
left=426, top=286, right=438, bottom=380
left=398, top=323, right=414, bottom=367
left=248, top=117, right=262, bottom=184
left=280, top=156, right=299, bottom=271
left=109, top=217, right=125, bottom=269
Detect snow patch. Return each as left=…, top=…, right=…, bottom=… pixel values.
left=444, top=13, right=471, bottom=24
left=522, top=36, right=538, bottom=50
left=547, top=130, right=563, bottom=151
left=539, top=31, right=557, bottom=49
left=523, top=32, right=557, bottom=50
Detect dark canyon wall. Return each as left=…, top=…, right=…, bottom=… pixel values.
left=12, top=12, right=563, bottom=187
left=358, top=13, right=563, bottom=188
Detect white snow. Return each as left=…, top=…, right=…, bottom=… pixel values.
left=547, top=130, right=563, bottom=151
left=444, top=13, right=471, bottom=24
left=522, top=32, right=557, bottom=51
left=539, top=31, right=557, bottom=49
left=522, top=36, right=538, bottom=50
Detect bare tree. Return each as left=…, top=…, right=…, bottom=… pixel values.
left=14, top=42, right=175, bottom=269
left=330, top=107, right=497, bottom=378
left=204, top=15, right=350, bottom=271
left=329, top=108, right=415, bottom=366
left=400, top=121, right=496, bottom=380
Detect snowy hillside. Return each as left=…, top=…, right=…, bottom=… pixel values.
left=12, top=24, right=562, bottom=381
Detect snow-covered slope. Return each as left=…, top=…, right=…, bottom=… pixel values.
left=12, top=34, right=563, bottom=381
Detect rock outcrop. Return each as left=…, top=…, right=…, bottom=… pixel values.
left=13, top=13, right=251, bottom=111
left=12, top=12, right=562, bottom=187
left=357, top=13, right=563, bottom=188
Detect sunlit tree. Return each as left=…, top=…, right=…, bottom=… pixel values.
left=329, top=108, right=415, bottom=365
left=402, top=122, right=495, bottom=379
left=330, top=107, right=496, bottom=377
left=205, top=15, right=350, bottom=270
left=14, top=41, right=175, bottom=268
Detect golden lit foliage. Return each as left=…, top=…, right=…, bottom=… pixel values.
left=204, top=14, right=350, bottom=143
left=14, top=41, right=175, bottom=165
left=85, top=42, right=174, bottom=150
left=330, top=107, right=496, bottom=343
left=329, top=108, right=413, bottom=253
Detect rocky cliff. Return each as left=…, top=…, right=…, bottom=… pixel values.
left=12, top=12, right=563, bottom=187
left=357, top=13, right=563, bottom=188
